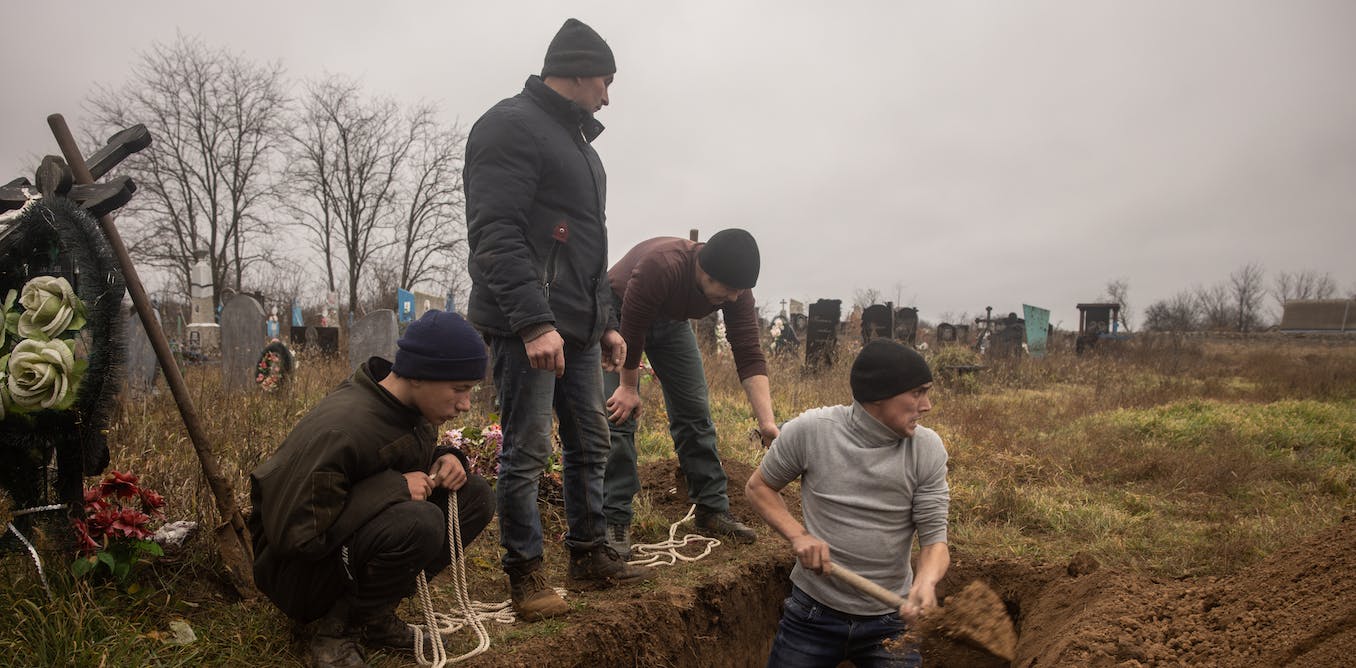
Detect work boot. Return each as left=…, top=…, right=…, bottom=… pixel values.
left=353, top=603, right=428, bottom=655
left=310, top=605, right=369, bottom=668
left=567, top=544, right=651, bottom=588
left=508, top=563, right=570, bottom=621
left=695, top=509, right=757, bottom=544
left=606, top=523, right=632, bottom=557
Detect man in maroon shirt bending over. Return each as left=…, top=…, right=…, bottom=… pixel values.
left=602, top=228, right=778, bottom=554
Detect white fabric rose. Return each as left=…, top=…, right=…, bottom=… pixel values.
left=17, top=276, right=86, bottom=341
left=6, top=338, right=77, bottom=411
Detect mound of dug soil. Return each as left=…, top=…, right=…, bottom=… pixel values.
left=1016, top=516, right=1356, bottom=666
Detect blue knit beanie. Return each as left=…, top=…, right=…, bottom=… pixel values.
left=393, top=310, right=487, bottom=381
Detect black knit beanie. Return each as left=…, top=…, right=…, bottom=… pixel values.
left=850, top=339, right=933, bottom=402
left=393, top=310, right=488, bottom=381
left=697, top=228, right=760, bottom=289
left=542, top=18, right=615, bottom=77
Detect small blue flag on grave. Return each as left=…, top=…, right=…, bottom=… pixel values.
left=397, top=289, right=415, bottom=323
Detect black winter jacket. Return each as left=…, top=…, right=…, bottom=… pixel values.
left=464, top=75, right=618, bottom=346
left=247, top=358, right=465, bottom=567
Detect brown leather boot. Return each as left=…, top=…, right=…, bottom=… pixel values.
left=309, top=603, right=369, bottom=668
left=508, top=562, right=570, bottom=621
left=566, top=544, right=651, bottom=589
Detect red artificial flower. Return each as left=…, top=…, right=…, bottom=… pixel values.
left=99, top=471, right=140, bottom=499
left=83, top=488, right=109, bottom=513
left=87, top=507, right=121, bottom=539
left=139, top=488, right=166, bottom=515
left=71, top=518, right=100, bottom=555
left=112, top=508, right=152, bottom=540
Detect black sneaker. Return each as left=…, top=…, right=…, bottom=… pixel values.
left=567, top=544, right=650, bottom=588
left=695, top=509, right=757, bottom=544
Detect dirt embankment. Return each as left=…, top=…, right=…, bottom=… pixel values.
left=1009, top=515, right=1356, bottom=667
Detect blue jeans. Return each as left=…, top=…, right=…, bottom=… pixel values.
left=603, top=318, right=729, bottom=526
left=490, top=335, right=610, bottom=569
left=766, top=585, right=922, bottom=668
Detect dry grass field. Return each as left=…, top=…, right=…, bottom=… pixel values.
left=2, top=333, right=1354, bottom=666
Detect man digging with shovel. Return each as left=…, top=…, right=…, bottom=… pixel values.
left=746, top=339, right=949, bottom=667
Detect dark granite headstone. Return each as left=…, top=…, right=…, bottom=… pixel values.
left=314, top=326, right=340, bottom=356
left=936, top=323, right=957, bottom=344
left=860, top=304, right=893, bottom=345
left=894, top=307, right=919, bottom=345
left=805, top=299, right=842, bottom=369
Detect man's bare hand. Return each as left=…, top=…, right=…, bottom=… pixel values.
left=429, top=453, right=468, bottom=491
left=900, top=584, right=938, bottom=624
left=606, top=384, right=642, bottom=424
left=600, top=329, right=626, bottom=372
left=757, top=422, right=780, bottom=448
left=791, top=533, right=831, bottom=575
left=525, top=330, right=566, bottom=377
left=404, top=471, right=435, bottom=501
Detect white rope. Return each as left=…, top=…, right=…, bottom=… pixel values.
left=411, top=492, right=490, bottom=667
left=408, top=494, right=571, bottom=666
left=627, top=505, right=721, bottom=568
left=6, top=504, right=66, bottom=601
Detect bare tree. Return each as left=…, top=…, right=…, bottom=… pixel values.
left=291, top=76, right=420, bottom=317
left=853, top=288, right=882, bottom=309
left=1272, top=269, right=1338, bottom=320
left=1144, top=291, right=1199, bottom=332
left=1229, top=263, right=1267, bottom=331
left=87, top=35, right=286, bottom=308
left=1102, top=278, right=1132, bottom=332
left=395, top=113, right=468, bottom=292
left=1195, top=283, right=1235, bottom=331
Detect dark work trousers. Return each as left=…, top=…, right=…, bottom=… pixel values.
left=258, top=474, right=495, bottom=622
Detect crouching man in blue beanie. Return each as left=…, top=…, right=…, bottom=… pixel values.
left=249, top=310, right=496, bottom=668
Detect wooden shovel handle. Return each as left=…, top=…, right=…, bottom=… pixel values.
left=826, top=562, right=907, bottom=609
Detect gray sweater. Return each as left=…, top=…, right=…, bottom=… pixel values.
left=759, top=402, right=949, bottom=615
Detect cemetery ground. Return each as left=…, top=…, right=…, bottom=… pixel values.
left=2, top=335, right=1355, bottom=666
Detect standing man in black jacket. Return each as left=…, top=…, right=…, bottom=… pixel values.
left=249, top=311, right=496, bottom=668
left=465, top=18, right=647, bottom=622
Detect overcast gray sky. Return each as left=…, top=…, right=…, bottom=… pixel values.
left=4, top=1, right=1354, bottom=328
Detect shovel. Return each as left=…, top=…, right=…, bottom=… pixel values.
left=826, top=562, right=1017, bottom=662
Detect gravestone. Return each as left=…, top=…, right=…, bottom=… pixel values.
left=123, top=305, right=159, bottom=392
left=805, top=299, right=842, bottom=369
left=990, top=313, right=1025, bottom=358
left=894, top=307, right=919, bottom=345
left=936, top=323, right=957, bottom=344
left=220, top=295, right=266, bottom=391
left=1023, top=304, right=1051, bottom=359
left=349, top=309, right=399, bottom=371
left=955, top=324, right=971, bottom=344
left=186, top=250, right=219, bottom=355
left=314, top=326, right=341, bottom=355
left=861, top=304, right=893, bottom=345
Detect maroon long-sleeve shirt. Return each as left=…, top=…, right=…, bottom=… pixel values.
left=608, top=237, right=768, bottom=380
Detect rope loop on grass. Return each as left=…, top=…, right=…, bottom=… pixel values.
left=628, top=505, right=722, bottom=568
left=409, top=493, right=570, bottom=666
